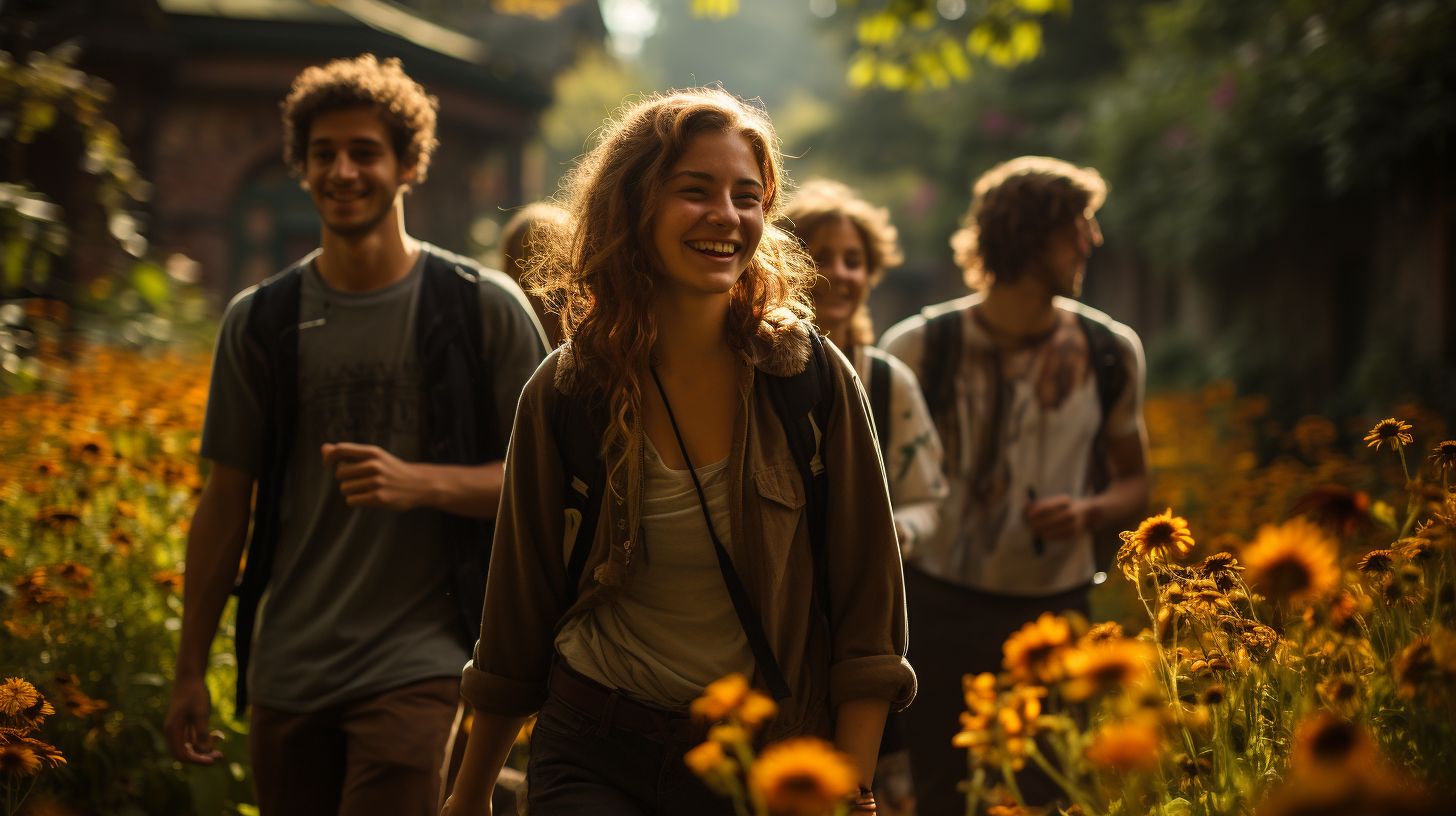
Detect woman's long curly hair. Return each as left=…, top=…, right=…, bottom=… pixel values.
left=779, top=179, right=903, bottom=350
left=523, top=88, right=816, bottom=494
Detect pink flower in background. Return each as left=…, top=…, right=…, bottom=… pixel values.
left=1211, top=73, right=1237, bottom=111
left=1162, top=125, right=1192, bottom=152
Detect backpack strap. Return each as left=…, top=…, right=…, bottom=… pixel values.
left=920, top=308, right=963, bottom=425
left=553, top=379, right=607, bottom=598
left=416, top=252, right=498, bottom=650
left=1077, top=313, right=1126, bottom=438
left=233, top=261, right=305, bottom=712
left=867, top=350, right=892, bottom=468
left=1076, top=313, right=1130, bottom=572
left=764, top=330, right=835, bottom=629
left=919, top=308, right=965, bottom=475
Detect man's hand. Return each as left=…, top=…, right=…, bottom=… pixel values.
left=163, top=676, right=223, bottom=765
left=1025, top=494, right=1096, bottom=541
left=323, top=442, right=432, bottom=511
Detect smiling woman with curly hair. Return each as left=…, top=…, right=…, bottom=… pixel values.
left=444, top=88, right=914, bottom=815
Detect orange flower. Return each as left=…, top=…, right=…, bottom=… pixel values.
left=0, top=742, right=41, bottom=777
left=1117, top=509, right=1196, bottom=577
left=1085, top=720, right=1162, bottom=773
left=1363, top=418, right=1413, bottom=451
left=1061, top=639, right=1153, bottom=702
left=1003, top=613, right=1073, bottom=684
left=1430, top=440, right=1456, bottom=478
left=737, top=690, right=778, bottom=729
left=1291, top=712, right=1375, bottom=775
left=749, top=737, right=859, bottom=816
left=53, top=674, right=109, bottom=719
left=1242, top=518, right=1340, bottom=605
left=690, top=673, right=750, bottom=722
left=151, top=570, right=184, bottom=594
left=684, top=739, right=732, bottom=777
left=0, top=677, right=55, bottom=730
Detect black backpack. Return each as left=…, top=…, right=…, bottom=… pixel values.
left=549, top=331, right=836, bottom=700
left=919, top=306, right=1129, bottom=570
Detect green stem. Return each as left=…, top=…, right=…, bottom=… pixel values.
left=1027, top=745, right=1100, bottom=815
left=1398, top=446, right=1420, bottom=538
left=1001, top=759, right=1025, bottom=806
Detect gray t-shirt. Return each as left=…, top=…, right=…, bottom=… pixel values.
left=201, top=246, right=548, bottom=712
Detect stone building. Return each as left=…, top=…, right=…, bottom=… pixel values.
left=5, top=0, right=603, bottom=299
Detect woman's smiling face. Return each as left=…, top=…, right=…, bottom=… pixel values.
left=649, top=129, right=766, bottom=299
left=807, top=216, right=869, bottom=329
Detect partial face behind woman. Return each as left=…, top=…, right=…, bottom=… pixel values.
left=806, top=215, right=870, bottom=330
left=649, top=129, right=766, bottom=299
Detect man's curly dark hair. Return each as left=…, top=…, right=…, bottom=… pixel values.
left=951, top=156, right=1107, bottom=290
left=281, top=54, right=440, bottom=181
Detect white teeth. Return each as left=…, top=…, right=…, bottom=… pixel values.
left=687, top=240, right=737, bottom=255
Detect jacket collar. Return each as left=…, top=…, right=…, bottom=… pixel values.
left=554, top=307, right=813, bottom=395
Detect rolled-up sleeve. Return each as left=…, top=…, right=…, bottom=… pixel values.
left=821, top=343, right=917, bottom=712
left=460, top=354, right=571, bottom=717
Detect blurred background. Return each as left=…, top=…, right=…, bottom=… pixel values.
left=2, top=0, right=1452, bottom=419
left=2, top=2, right=1455, bottom=813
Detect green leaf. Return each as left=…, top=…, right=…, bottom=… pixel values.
left=130, top=261, right=171, bottom=309
left=3, top=235, right=29, bottom=290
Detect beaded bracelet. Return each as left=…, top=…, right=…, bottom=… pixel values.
left=848, top=784, right=877, bottom=813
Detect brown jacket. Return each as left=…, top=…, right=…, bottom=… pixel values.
left=460, top=316, right=916, bottom=740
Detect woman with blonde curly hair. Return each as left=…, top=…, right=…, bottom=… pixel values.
left=442, top=89, right=914, bottom=815
left=780, top=179, right=947, bottom=557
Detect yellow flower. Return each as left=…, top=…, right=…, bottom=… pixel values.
left=1002, top=613, right=1073, bottom=684
left=0, top=678, right=41, bottom=718
left=708, top=723, right=749, bottom=747
left=962, top=672, right=998, bottom=715
left=684, top=739, right=732, bottom=778
left=0, top=677, right=55, bottom=730
left=1084, top=719, right=1162, bottom=773
left=1393, top=636, right=1436, bottom=699
left=1363, top=418, right=1413, bottom=451
left=737, top=690, right=778, bottom=729
left=749, top=737, right=859, bottom=816
left=0, top=742, right=41, bottom=777
left=1061, top=639, right=1153, bottom=702
left=1081, top=621, right=1126, bottom=645
left=1356, top=549, right=1396, bottom=576
left=1317, top=675, right=1361, bottom=715
left=1242, top=518, right=1340, bottom=605
left=1430, top=440, right=1456, bottom=478
left=691, top=673, right=750, bottom=722
left=1119, top=508, right=1196, bottom=569
left=1291, top=712, right=1374, bottom=775
left=151, top=569, right=184, bottom=594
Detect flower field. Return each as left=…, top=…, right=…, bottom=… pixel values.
left=0, top=345, right=254, bottom=815
left=2, top=343, right=1453, bottom=815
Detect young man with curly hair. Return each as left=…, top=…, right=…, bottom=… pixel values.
left=163, top=55, right=547, bottom=814
left=881, top=156, right=1150, bottom=814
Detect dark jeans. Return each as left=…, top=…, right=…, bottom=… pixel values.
left=527, top=666, right=737, bottom=816
left=899, top=564, right=1089, bottom=816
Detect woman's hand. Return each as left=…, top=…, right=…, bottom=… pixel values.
left=439, top=788, right=492, bottom=816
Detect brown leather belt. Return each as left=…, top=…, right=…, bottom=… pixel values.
left=547, top=661, right=703, bottom=742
